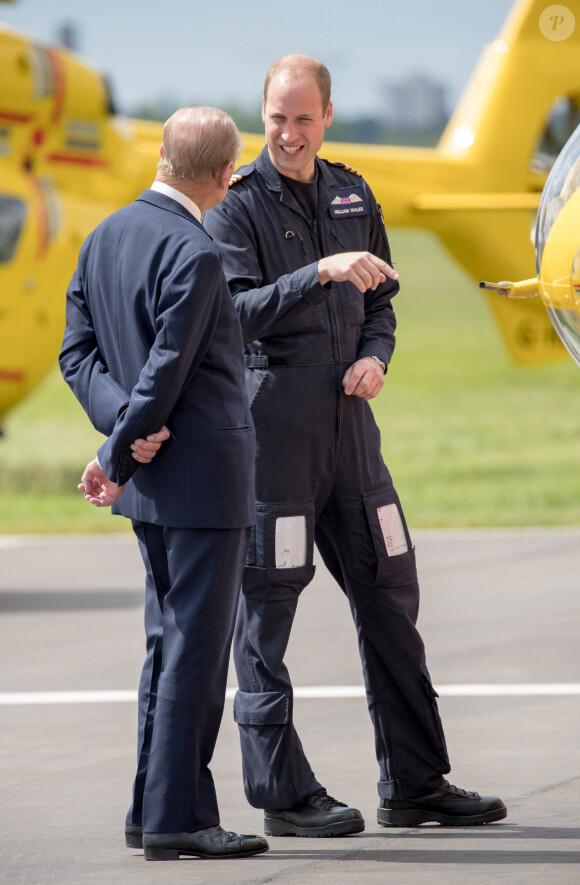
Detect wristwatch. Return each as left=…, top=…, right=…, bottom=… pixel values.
left=369, top=355, right=386, bottom=373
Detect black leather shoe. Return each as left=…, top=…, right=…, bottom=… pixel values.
left=142, top=826, right=269, bottom=860
left=377, top=778, right=507, bottom=827
left=264, top=789, right=365, bottom=837
left=125, top=823, right=143, bottom=849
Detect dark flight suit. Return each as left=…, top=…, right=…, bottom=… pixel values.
left=204, top=146, right=450, bottom=808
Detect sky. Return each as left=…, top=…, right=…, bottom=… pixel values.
left=0, top=0, right=515, bottom=118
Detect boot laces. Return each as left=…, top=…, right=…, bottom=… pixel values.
left=441, top=778, right=480, bottom=799
left=307, top=789, right=347, bottom=810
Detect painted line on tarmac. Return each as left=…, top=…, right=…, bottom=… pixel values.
left=1, top=684, right=580, bottom=705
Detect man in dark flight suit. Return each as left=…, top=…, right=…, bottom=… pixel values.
left=204, top=57, right=507, bottom=836
left=59, top=107, right=268, bottom=862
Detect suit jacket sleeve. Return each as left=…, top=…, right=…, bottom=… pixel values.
left=96, top=248, right=224, bottom=486
left=60, top=249, right=130, bottom=436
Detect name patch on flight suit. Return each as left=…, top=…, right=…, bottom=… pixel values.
left=328, top=186, right=369, bottom=218
left=377, top=504, right=408, bottom=556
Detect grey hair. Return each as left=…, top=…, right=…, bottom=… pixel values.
left=157, top=107, right=241, bottom=182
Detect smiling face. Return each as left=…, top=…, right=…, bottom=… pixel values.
left=262, top=74, right=333, bottom=182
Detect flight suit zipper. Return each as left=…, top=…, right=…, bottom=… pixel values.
left=316, top=214, right=341, bottom=365
left=281, top=184, right=342, bottom=366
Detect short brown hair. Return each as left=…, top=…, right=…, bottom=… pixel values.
left=264, top=55, right=331, bottom=112
left=158, top=107, right=241, bottom=182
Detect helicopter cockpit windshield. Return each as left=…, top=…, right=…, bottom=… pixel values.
left=535, top=123, right=580, bottom=366
left=0, top=195, right=26, bottom=263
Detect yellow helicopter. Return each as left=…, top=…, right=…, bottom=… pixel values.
left=0, top=0, right=579, bottom=427
left=319, top=0, right=580, bottom=368
left=482, top=120, right=580, bottom=368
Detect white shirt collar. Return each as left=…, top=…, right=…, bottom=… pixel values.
left=150, top=181, right=202, bottom=222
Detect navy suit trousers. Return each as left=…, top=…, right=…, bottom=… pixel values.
left=126, top=521, right=249, bottom=833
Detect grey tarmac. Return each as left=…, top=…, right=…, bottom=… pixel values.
left=1, top=528, right=579, bottom=884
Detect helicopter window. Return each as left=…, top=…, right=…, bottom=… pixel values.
left=530, top=96, right=580, bottom=175
left=103, top=75, right=118, bottom=116
left=0, top=196, right=26, bottom=263
left=29, top=45, right=54, bottom=101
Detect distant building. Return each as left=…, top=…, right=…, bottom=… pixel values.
left=382, top=74, right=448, bottom=131
left=57, top=22, right=79, bottom=52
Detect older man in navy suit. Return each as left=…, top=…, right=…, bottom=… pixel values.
left=59, top=107, right=268, bottom=861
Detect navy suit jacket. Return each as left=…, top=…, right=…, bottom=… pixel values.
left=60, top=189, right=255, bottom=529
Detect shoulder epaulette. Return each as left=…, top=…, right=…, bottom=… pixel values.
left=324, top=160, right=362, bottom=177
left=228, top=165, right=257, bottom=187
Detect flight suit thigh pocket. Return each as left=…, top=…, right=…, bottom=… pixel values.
left=363, top=489, right=417, bottom=585
left=246, top=500, right=315, bottom=570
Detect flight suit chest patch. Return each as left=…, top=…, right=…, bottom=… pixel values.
left=328, top=186, right=369, bottom=218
